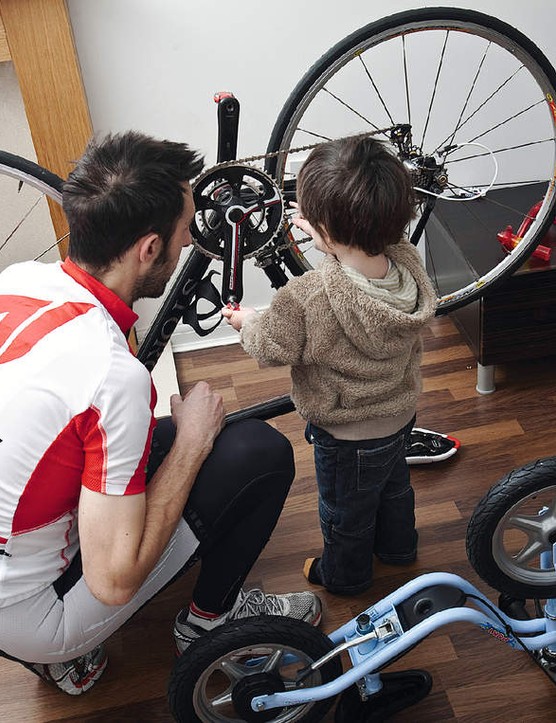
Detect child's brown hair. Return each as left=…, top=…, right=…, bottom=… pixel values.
left=297, top=135, right=415, bottom=255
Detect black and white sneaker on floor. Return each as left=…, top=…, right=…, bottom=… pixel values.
left=406, top=428, right=460, bottom=465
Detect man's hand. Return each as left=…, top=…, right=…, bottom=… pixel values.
left=221, top=305, right=256, bottom=331
left=171, top=381, right=224, bottom=456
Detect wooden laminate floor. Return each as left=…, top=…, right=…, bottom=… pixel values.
left=2, top=315, right=556, bottom=721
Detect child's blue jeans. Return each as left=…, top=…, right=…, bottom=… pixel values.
left=306, top=416, right=417, bottom=595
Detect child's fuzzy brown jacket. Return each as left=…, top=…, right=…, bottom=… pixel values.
left=240, top=238, right=437, bottom=432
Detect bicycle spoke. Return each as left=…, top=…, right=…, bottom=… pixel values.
left=295, top=128, right=332, bottom=142
left=437, top=66, right=526, bottom=150
left=0, top=195, right=42, bottom=254
left=468, top=99, right=546, bottom=146
left=509, top=513, right=548, bottom=536
left=514, top=539, right=546, bottom=566
left=445, top=42, right=492, bottom=149
left=358, top=54, right=395, bottom=125
left=220, top=658, right=253, bottom=683
left=322, top=87, right=383, bottom=131
left=208, top=689, right=234, bottom=709
left=35, top=232, right=69, bottom=261
left=261, top=648, right=285, bottom=674
left=420, top=30, right=449, bottom=150
left=401, top=34, right=411, bottom=127
left=445, top=137, right=555, bottom=164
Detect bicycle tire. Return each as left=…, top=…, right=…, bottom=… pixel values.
left=136, top=247, right=212, bottom=370
left=0, top=150, right=66, bottom=263
left=265, top=7, right=556, bottom=314
left=466, top=457, right=556, bottom=599
left=0, top=151, right=63, bottom=199
left=168, top=615, right=341, bottom=723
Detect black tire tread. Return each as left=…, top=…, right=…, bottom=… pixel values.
left=168, top=614, right=342, bottom=723
left=466, top=457, right=556, bottom=598
left=0, top=150, right=64, bottom=193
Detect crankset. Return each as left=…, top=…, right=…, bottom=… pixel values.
left=191, top=164, right=284, bottom=305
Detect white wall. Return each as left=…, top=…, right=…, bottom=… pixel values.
left=0, top=63, right=59, bottom=268
left=65, top=0, right=556, bottom=350
left=0, top=63, right=37, bottom=159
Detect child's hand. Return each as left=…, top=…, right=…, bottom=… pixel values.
left=221, top=305, right=256, bottom=331
left=289, top=201, right=315, bottom=238
left=290, top=202, right=330, bottom=252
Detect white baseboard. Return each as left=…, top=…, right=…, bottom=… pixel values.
left=170, top=320, right=241, bottom=352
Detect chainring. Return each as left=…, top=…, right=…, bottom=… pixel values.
left=191, top=163, right=285, bottom=260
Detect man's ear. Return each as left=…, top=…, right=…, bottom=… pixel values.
left=136, top=232, right=162, bottom=264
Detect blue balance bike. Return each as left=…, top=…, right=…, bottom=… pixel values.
left=167, top=457, right=556, bottom=721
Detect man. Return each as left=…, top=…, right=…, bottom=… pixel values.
left=0, top=131, right=320, bottom=695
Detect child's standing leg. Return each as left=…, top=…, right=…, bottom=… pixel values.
left=374, top=419, right=418, bottom=564
left=304, top=418, right=417, bottom=595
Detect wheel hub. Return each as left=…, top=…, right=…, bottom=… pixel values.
left=389, top=124, right=449, bottom=195
left=231, top=671, right=286, bottom=722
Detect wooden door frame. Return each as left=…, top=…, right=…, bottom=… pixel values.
left=0, top=0, right=92, bottom=247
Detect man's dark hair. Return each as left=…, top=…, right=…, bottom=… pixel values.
left=297, top=135, right=415, bottom=255
left=63, top=131, right=204, bottom=271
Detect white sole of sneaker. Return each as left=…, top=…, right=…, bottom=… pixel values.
left=406, top=428, right=460, bottom=465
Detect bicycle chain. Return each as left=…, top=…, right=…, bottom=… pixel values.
left=200, top=125, right=394, bottom=179
left=190, top=125, right=394, bottom=261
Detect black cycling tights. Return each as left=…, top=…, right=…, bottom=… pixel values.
left=147, top=418, right=295, bottom=614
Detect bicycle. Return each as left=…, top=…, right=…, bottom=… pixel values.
left=167, top=456, right=556, bottom=722
left=1, top=7, right=556, bottom=385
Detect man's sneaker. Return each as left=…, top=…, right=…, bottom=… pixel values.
left=174, top=587, right=322, bottom=655
left=28, top=644, right=107, bottom=695
left=406, top=427, right=460, bottom=465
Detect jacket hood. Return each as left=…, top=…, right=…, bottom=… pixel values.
left=320, top=241, right=437, bottom=359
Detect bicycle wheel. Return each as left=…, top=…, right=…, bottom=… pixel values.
left=0, top=150, right=65, bottom=270
left=265, top=7, right=556, bottom=314
left=466, top=457, right=556, bottom=599
left=168, top=615, right=342, bottom=723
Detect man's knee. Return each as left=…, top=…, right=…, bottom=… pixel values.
left=220, top=419, right=294, bottom=479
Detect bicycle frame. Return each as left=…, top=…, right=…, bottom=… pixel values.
left=249, top=566, right=556, bottom=714
left=137, top=94, right=239, bottom=371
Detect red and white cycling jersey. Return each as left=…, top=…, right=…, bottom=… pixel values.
left=0, top=259, right=156, bottom=607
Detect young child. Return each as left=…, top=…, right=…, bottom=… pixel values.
left=222, top=135, right=437, bottom=595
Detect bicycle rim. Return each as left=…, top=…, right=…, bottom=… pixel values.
left=265, top=8, right=556, bottom=313
left=0, top=151, right=65, bottom=271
